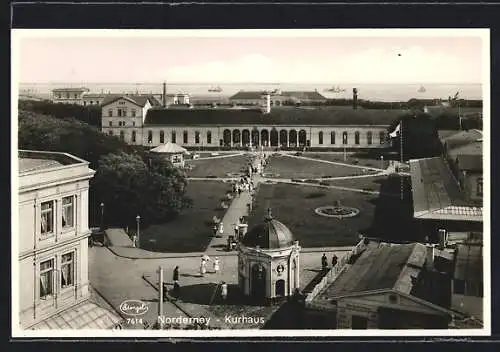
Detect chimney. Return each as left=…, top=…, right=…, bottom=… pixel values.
left=353, top=88, right=358, bottom=110
left=438, top=229, right=447, bottom=249
left=426, top=244, right=435, bottom=271
left=162, top=82, right=167, bottom=108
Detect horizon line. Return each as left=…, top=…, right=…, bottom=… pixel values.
left=19, top=81, right=482, bottom=85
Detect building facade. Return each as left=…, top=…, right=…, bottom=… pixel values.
left=52, top=88, right=90, bottom=105
left=101, top=95, right=154, bottom=144
left=18, top=150, right=96, bottom=329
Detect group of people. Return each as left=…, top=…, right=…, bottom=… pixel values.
left=199, top=255, right=221, bottom=277
left=233, top=176, right=254, bottom=197
left=321, top=253, right=338, bottom=271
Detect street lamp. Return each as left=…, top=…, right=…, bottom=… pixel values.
left=100, top=202, right=105, bottom=231
left=136, top=215, right=141, bottom=249
left=380, top=155, right=384, bottom=170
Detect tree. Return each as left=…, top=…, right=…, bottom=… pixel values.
left=388, top=111, right=442, bottom=161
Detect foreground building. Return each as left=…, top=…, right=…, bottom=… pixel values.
left=304, top=238, right=455, bottom=329
left=17, top=150, right=122, bottom=329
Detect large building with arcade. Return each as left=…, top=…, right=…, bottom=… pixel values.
left=100, top=91, right=400, bottom=150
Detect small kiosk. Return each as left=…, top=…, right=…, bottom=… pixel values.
left=150, top=142, right=189, bottom=168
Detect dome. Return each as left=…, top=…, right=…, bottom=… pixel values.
left=242, top=208, right=295, bottom=249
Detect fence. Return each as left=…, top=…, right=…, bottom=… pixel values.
left=305, top=238, right=368, bottom=303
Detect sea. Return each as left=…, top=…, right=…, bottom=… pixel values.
left=18, top=82, right=483, bottom=102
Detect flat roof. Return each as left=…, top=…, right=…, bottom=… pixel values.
left=18, top=150, right=87, bottom=174
left=144, top=106, right=399, bottom=126
left=317, top=243, right=427, bottom=299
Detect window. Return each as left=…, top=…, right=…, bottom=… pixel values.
left=117, top=109, right=123, bottom=117
left=74, top=93, right=78, bottom=99
left=318, top=131, right=323, bottom=145
left=331, top=131, right=336, bottom=145
left=39, top=259, right=54, bottom=299
left=171, top=131, right=177, bottom=143
left=131, top=131, right=136, bottom=143
left=342, top=132, right=348, bottom=145
left=183, top=131, right=188, bottom=144
left=66, top=93, right=70, bottom=99
left=454, top=279, right=466, bottom=294
left=123, top=110, right=127, bottom=117
left=132, top=121, right=136, bottom=127
left=108, top=109, right=113, bottom=117
left=351, top=315, right=368, bottom=329
left=109, top=130, right=114, bottom=136
left=367, top=131, right=373, bottom=145
left=83, top=101, right=87, bottom=106
left=119, top=101, right=125, bottom=105
left=148, top=130, right=153, bottom=143
left=61, top=252, right=74, bottom=288
left=379, top=131, right=386, bottom=144
left=108, top=121, right=113, bottom=127
left=132, top=109, right=136, bottom=117
left=354, top=131, right=360, bottom=145
left=160, top=130, right=165, bottom=143
left=207, top=131, right=212, bottom=144
left=195, top=131, right=200, bottom=144
left=119, top=130, right=125, bottom=141
left=477, top=178, right=483, bottom=196
left=90, top=101, right=93, bottom=105
left=41, top=201, right=54, bottom=235
left=118, top=121, right=122, bottom=127
left=62, top=196, right=74, bottom=228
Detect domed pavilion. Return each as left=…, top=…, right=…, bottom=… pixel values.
left=238, top=208, right=301, bottom=305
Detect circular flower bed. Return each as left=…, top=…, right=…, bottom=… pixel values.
left=314, top=205, right=360, bottom=219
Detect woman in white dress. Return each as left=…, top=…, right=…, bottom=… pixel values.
left=213, top=257, right=220, bottom=274
left=200, top=259, right=207, bottom=276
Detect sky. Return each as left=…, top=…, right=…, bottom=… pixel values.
left=15, top=31, right=485, bottom=84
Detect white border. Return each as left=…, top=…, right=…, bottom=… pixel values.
left=11, top=28, right=491, bottom=338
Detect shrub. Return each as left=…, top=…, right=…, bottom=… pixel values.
left=305, top=192, right=326, bottom=199
left=319, top=181, right=330, bottom=186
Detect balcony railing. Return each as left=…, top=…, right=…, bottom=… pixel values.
left=305, top=237, right=368, bottom=304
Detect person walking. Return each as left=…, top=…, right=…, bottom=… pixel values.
left=331, top=254, right=338, bottom=268
left=321, top=253, right=328, bottom=271
left=213, top=257, right=220, bottom=274
left=173, top=266, right=179, bottom=283
left=221, top=281, right=228, bottom=301
left=219, top=222, right=224, bottom=235
left=200, top=259, right=207, bottom=277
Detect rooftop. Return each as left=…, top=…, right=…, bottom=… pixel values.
left=318, top=243, right=428, bottom=299
left=52, top=87, right=90, bottom=92
left=441, top=130, right=483, bottom=150
left=150, top=142, right=188, bottom=154
left=448, top=141, right=483, bottom=160
left=409, top=157, right=482, bottom=221
left=101, top=94, right=161, bottom=108
left=144, top=106, right=399, bottom=126
left=454, top=154, right=483, bottom=172
left=19, top=150, right=86, bottom=174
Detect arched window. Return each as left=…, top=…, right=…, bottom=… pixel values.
left=318, top=131, right=324, bottom=145
left=183, top=130, right=188, bottom=144
left=367, top=131, right=373, bottom=145
left=159, top=130, right=165, bottom=143
left=171, top=131, right=176, bottom=143
left=379, top=131, right=386, bottom=144
left=131, top=130, right=136, bottom=143
left=331, top=131, right=336, bottom=145
left=354, top=131, right=360, bottom=145
left=148, top=130, right=153, bottom=143
left=207, top=131, right=212, bottom=144
left=195, top=131, right=200, bottom=144
left=342, top=131, right=348, bottom=145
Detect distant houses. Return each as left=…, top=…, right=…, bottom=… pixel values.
left=229, top=90, right=327, bottom=106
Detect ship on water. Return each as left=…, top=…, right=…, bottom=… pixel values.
left=208, top=85, right=222, bottom=93
left=324, top=85, right=346, bottom=93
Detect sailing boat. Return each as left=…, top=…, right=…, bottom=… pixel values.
left=417, top=85, right=426, bottom=93
left=324, top=85, right=345, bottom=93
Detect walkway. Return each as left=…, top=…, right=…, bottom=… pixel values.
left=104, top=228, right=133, bottom=247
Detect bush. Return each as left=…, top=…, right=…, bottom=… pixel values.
left=305, top=192, right=326, bottom=199
left=319, top=181, right=330, bottom=186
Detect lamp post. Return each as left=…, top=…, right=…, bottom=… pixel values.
left=100, top=202, right=104, bottom=231
left=136, top=215, right=141, bottom=249
left=380, top=155, right=384, bottom=170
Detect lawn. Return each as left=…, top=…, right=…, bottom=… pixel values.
left=186, top=154, right=251, bottom=177
left=140, top=180, right=232, bottom=252
left=247, top=183, right=377, bottom=247
left=306, top=153, right=390, bottom=169
left=322, top=175, right=388, bottom=192
left=265, top=155, right=377, bottom=179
